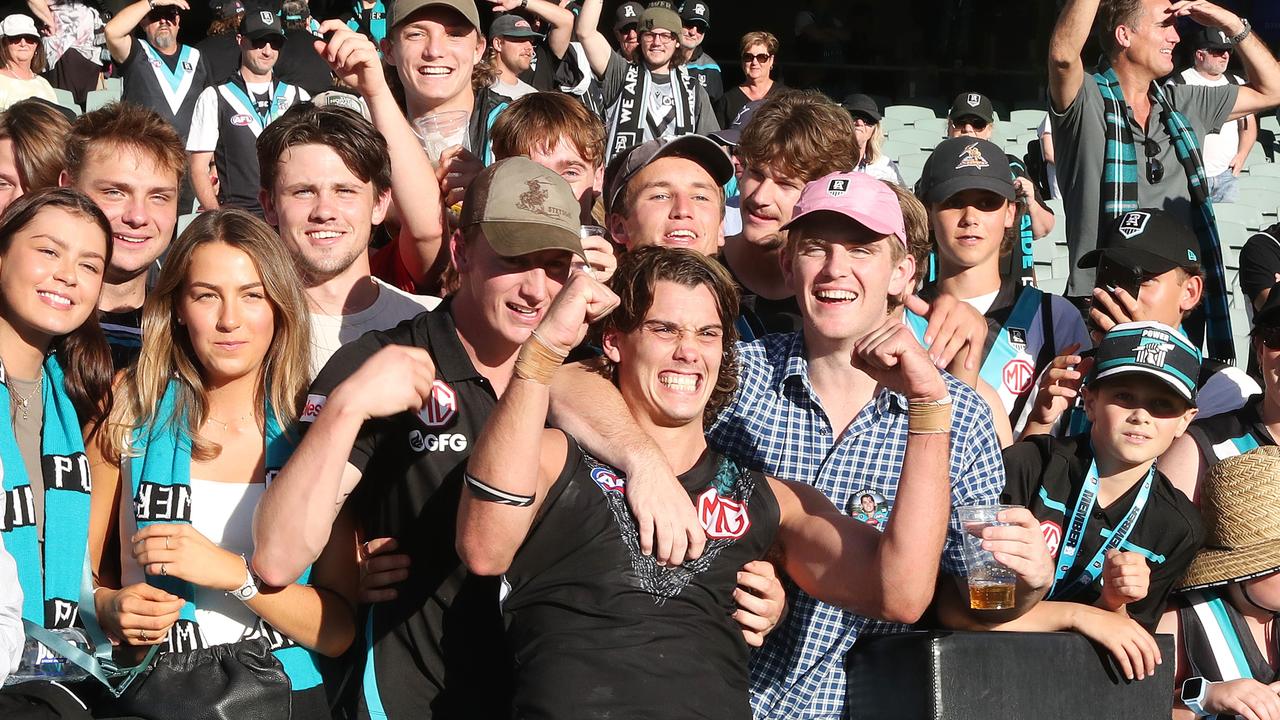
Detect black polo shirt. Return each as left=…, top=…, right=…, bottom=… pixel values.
left=1000, top=435, right=1205, bottom=629
left=503, top=442, right=779, bottom=720
left=1186, top=394, right=1276, bottom=464
left=302, top=298, right=510, bottom=720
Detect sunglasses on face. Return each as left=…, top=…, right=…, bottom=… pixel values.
left=1204, top=48, right=1230, bottom=57
left=953, top=116, right=988, bottom=131
left=251, top=36, right=283, bottom=49
left=4, top=35, right=37, bottom=45
left=851, top=116, right=875, bottom=128
left=1144, top=138, right=1164, bottom=184
left=147, top=10, right=179, bottom=22
left=741, top=52, right=772, bottom=64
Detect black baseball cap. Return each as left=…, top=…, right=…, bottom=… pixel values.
left=604, top=134, right=733, bottom=214
left=841, top=94, right=882, bottom=123
left=614, top=1, right=642, bottom=29
left=1195, top=26, right=1233, bottom=52
left=709, top=99, right=763, bottom=146
left=948, top=92, right=995, bottom=124
left=1091, top=321, right=1201, bottom=407
left=1078, top=208, right=1202, bottom=276
left=681, top=1, right=710, bottom=28
left=490, top=13, right=541, bottom=39
left=240, top=8, right=284, bottom=39
left=916, top=137, right=1014, bottom=205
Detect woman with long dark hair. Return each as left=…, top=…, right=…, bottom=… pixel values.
left=89, top=209, right=357, bottom=717
left=0, top=187, right=113, bottom=639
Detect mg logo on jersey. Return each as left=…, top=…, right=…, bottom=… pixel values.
left=419, top=380, right=458, bottom=427
left=1041, top=520, right=1062, bottom=557
left=1002, top=358, right=1035, bottom=395
left=590, top=466, right=626, bottom=494
left=697, top=488, right=751, bottom=540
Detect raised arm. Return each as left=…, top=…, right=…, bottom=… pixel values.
left=1048, top=0, right=1098, bottom=113
left=252, top=345, right=436, bottom=586
left=548, top=358, right=707, bottom=565
left=459, top=272, right=617, bottom=574
left=105, top=0, right=187, bottom=63
left=1167, top=2, right=1280, bottom=119
left=772, top=317, right=952, bottom=623
left=316, top=22, right=445, bottom=288
left=490, top=0, right=575, bottom=59
left=574, top=0, right=612, bottom=78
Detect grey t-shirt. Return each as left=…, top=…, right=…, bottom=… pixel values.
left=9, top=376, right=44, bottom=542
left=599, top=51, right=719, bottom=150
left=1050, top=77, right=1237, bottom=295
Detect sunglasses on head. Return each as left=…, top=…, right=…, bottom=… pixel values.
left=742, top=52, right=771, bottom=64
left=1144, top=138, right=1164, bottom=184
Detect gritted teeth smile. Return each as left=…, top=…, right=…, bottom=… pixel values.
left=307, top=230, right=342, bottom=240
left=37, top=291, right=72, bottom=307
left=658, top=371, right=700, bottom=391
left=665, top=230, right=697, bottom=242
left=815, top=289, right=857, bottom=302
left=114, top=233, right=149, bottom=245
left=419, top=66, right=452, bottom=76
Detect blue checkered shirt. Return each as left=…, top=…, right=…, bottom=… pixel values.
left=708, top=332, right=1006, bottom=719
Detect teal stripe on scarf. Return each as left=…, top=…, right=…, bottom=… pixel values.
left=0, top=354, right=91, bottom=628
left=127, top=381, right=322, bottom=690
left=1093, top=64, right=1234, bottom=362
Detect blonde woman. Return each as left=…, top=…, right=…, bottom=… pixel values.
left=842, top=94, right=904, bottom=186
left=0, top=15, right=56, bottom=110
left=89, top=209, right=357, bottom=718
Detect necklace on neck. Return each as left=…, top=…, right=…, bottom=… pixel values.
left=10, top=368, right=43, bottom=422
left=206, top=412, right=256, bottom=432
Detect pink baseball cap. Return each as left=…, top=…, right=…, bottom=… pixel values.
left=780, top=171, right=907, bottom=249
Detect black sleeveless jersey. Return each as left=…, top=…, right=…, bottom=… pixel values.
left=502, top=442, right=780, bottom=720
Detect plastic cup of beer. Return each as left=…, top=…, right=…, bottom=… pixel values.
left=957, top=504, right=1020, bottom=610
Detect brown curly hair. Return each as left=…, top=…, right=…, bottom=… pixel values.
left=598, top=247, right=740, bottom=425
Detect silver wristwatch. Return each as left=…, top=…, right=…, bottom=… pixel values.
left=1230, top=18, right=1252, bottom=45
left=229, top=556, right=260, bottom=602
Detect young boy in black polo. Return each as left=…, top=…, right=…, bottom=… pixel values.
left=939, top=321, right=1207, bottom=681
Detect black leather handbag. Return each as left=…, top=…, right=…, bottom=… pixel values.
left=107, top=637, right=291, bottom=720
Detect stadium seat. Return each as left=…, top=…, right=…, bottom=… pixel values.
left=886, top=129, right=944, bottom=152
left=883, top=104, right=937, bottom=123
left=1236, top=188, right=1280, bottom=216
left=1218, top=220, right=1250, bottom=250
left=897, top=152, right=932, bottom=187
left=1244, top=142, right=1269, bottom=171
left=1237, top=175, right=1280, bottom=192
left=910, top=117, right=948, bottom=137
left=177, top=212, right=198, bottom=237
left=1246, top=163, right=1280, bottom=179
left=51, top=88, right=82, bottom=116
left=105, top=77, right=122, bottom=93
left=1007, top=109, right=1045, bottom=132
left=1215, top=202, right=1265, bottom=230
left=85, top=88, right=119, bottom=113
left=1261, top=115, right=1279, bottom=135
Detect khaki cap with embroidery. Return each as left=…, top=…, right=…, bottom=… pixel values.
left=389, top=0, right=479, bottom=31
left=460, top=157, right=586, bottom=259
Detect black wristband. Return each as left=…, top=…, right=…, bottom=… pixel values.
left=464, top=473, right=535, bottom=507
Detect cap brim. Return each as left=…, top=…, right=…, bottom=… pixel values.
left=1177, top=543, right=1280, bottom=591
left=922, top=175, right=1014, bottom=206
left=708, top=128, right=741, bottom=146
left=607, top=135, right=733, bottom=213
left=1093, top=364, right=1197, bottom=407
left=1077, top=246, right=1180, bottom=274
left=478, top=220, right=585, bottom=260
left=499, top=29, right=543, bottom=38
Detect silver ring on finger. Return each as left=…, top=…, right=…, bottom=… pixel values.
left=165, top=536, right=170, bottom=550
left=139, top=630, right=149, bottom=642
left=160, top=563, right=168, bottom=576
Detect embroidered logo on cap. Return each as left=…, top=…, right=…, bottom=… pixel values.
left=516, top=177, right=572, bottom=220
left=967, top=93, right=982, bottom=107
left=260, top=10, right=273, bottom=23
left=1188, top=249, right=1198, bottom=261
left=515, top=18, right=531, bottom=29
left=694, top=2, right=706, bottom=15
left=1135, top=335, right=1175, bottom=367
left=827, top=178, right=849, bottom=197
left=956, top=142, right=989, bottom=170
left=1217, top=30, right=1228, bottom=44
left=623, top=4, right=637, bottom=17
left=1118, top=211, right=1151, bottom=239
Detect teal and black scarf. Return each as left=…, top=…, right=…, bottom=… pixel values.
left=0, top=354, right=92, bottom=629
left=127, top=380, right=322, bottom=690
left=1095, top=62, right=1234, bottom=362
